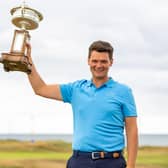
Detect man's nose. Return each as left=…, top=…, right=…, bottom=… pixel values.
left=96, top=61, right=103, bottom=67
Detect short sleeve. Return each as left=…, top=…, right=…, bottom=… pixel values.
left=60, top=80, right=84, bottom=103
left=60, top=82, right=74, bottom=103
left=122, top=88, right=137, bottom=117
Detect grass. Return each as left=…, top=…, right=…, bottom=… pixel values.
left=136, top=146, right=168, bottom=168
left=0, top=140, right=167, bottom=168
left=0, top=151, right=70, bottom=160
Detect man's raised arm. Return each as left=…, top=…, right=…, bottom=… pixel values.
left=26, top=44, right=62, bottom=101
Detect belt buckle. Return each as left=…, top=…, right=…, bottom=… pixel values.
left=113, top=152, right=120, bottom=158
left=91, top=152, right=100, bottom=160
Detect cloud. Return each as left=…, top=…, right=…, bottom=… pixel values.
left=0, top=0, right=168, bottom=134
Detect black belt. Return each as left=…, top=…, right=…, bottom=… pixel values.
left=73, top=150, right=122, bottom=160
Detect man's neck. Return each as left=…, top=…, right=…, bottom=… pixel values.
left=92, top=77, right=109, bottom=88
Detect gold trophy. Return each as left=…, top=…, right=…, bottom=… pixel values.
left=0, top=1, right=43, bottom=74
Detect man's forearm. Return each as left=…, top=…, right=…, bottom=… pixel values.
left=126, top=132, right=138, bottom=168
left=125, top=117, right=138, bottom=168
left=26, top=44, right=46, bottom=95
left=28, top=62, right=46, bottom=95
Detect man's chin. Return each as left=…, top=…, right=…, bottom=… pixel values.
left=93, top=75, right=107, bottom=80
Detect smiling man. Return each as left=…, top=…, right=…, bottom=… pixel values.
left=27, top=40, right=138, bottom=168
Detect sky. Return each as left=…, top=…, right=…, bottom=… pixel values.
left=0, top=0, right=168, bottom=134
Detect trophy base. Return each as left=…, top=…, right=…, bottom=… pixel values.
left=0, top=53, right=32, bottom=74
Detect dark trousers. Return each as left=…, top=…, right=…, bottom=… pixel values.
left=66, top=151, right=127, bottom=168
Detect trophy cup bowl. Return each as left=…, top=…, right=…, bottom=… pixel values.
left=11, top=6, right=43, bottom=30
left=0, top=5, right=43, bottom=74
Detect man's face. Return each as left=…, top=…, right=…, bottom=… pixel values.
left=88, top=51, right=113, bottom=80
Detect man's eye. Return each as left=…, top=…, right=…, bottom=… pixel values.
left=92, top=60, right=97, bottom=63
left=101, top=60, right=108, bottom=63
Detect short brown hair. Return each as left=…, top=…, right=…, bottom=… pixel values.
left=88, top=40, right=113, bottom=59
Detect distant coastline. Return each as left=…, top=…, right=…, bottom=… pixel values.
left=0, top=133, right=168, bottom=146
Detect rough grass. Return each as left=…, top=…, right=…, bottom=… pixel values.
left=0, top=160, right=66, bottom=168
left=0, top=140, right=71, bottom=152
left=0, top=140, right=167, bottom=168
left=136, top=146, right=168, bottom=168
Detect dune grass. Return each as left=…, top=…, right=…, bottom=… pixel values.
left=0, top=151, right=70, bottom=160
left=0, top=140, right=167, bottom=168
left=136, top=146, right=168, bottom=168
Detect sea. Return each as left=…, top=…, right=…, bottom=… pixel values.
left=0, top=134, right=168, bottom=146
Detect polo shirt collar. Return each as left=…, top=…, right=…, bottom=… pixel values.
left=87, top=77, right=115, bottom=88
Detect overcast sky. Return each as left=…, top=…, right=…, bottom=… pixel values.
left=0, top=0, right=168, bottom=134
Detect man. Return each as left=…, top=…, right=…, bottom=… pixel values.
left=27, top=40, right=138, bottom=168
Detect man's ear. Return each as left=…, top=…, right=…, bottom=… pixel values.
left=88, top=58, right=90, bottom=65
left=110, top=58, right=113, bottom=66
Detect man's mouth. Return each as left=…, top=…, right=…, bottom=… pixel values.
left=94, top=69, right=104, bottom=73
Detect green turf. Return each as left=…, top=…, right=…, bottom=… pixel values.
left=0, top=140, right=168, bottom=168
left=0, top=151, right=71, bottom=160
left=136, top=146, right=168, bottom=168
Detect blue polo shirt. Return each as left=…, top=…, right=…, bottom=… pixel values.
left=60, top=78, right=137, bottom=152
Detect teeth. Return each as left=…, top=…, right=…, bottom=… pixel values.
left=96, top=71, right=103, bottom=73
left=95, top=69, right=104, bottom=72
